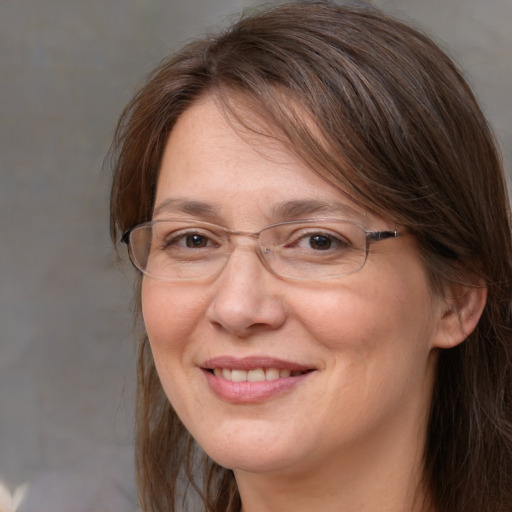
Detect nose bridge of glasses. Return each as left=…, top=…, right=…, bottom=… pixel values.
left=213, top=230, right=275, bottom=283
left=226, top=229, right=265, bottom=255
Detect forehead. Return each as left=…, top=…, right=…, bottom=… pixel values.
left=154, top=96, right=380, bottom=228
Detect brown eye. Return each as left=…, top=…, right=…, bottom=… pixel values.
left=185, top=234, right=209, bottom=248
left=163, top=230, right=217, bottom=250
left=291, top=231, right=350, bottom=252
left=308, top=235, right=332, bottom=250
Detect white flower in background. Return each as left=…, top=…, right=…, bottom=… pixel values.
left=0, top=480, right=28, bottom=512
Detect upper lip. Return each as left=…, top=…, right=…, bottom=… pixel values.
left=201, top=356, right=315, bottom=372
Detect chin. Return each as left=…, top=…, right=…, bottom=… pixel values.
left=206, top=448, right=296, bottom=475
left=192, top=420, right=305, bottom=474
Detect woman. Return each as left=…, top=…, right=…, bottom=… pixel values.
left=110, top=2, right=512, bottom=511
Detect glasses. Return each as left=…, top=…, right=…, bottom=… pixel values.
left=121, top=218, right=400, bottom=282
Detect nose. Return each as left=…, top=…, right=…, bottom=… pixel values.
left=205, top=245, right=287, bottom=337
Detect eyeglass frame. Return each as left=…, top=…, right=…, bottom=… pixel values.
left=121, top=218, right=401, bottom=282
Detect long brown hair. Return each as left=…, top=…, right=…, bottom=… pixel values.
left=110, top=2, right=512, bottom=511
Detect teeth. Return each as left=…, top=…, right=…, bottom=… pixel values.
left=265, top=368, right=279, bottom=381
left=247, top=368, right=265, bottom=382
left=212, top=367, right=304, bottom=382
left=231, top=369, right=247, bottom=382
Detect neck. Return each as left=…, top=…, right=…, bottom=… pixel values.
left=236, top=446, right=433, bottom=512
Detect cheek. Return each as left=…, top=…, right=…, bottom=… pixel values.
left=299, top=276, right=437, bottom=420
left=295, top=284, right=409, bottom=348
left=141, top=279, right=207, bottom=343
left=141, top=280, right=210, bottom=358
left=140, top=281, right=210, bottom=417
left=294, top=270, right=437, bottom=377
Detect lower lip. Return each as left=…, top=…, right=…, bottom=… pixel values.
left=203, top=369, right=312, bottom=403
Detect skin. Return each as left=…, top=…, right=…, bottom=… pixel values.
left=141, top=96, right=485, bottom=512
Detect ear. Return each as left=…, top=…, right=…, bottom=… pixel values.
left=433, top=282, right=487, bottom=349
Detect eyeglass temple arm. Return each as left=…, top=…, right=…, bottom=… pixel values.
left=121, top=231, right=132, bottom=245
left=367, top=230, right=400, bottom=242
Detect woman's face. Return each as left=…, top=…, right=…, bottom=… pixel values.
left=142, top=96, right=448, bottom=478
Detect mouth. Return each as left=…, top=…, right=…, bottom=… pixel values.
left=209, top=367, right=311, bottom=382
left=200, top=356, right=315, bottom=403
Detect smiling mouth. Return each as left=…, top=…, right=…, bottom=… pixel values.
left=209, top=367, right=311, bottom=382
left=202, top=359, right=315, bottom=402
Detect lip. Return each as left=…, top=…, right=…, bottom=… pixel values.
left=201, top=356, right=316, bottom=404
left=202, top=355, right=313, bottom=372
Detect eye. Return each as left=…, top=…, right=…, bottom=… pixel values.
left=162, top=230, right=219, bottom=249
left=183, top=233, right=210, bottom=248
left=290, top=231, right=351, bottom=252
left=306, top=234, right=335, bottom=251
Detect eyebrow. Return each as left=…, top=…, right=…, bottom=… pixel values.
left=153, top=197, right=366, bottom=222
left=153, top=198, right=221, bottom=218
left=271, top=199, right=366, bottom=221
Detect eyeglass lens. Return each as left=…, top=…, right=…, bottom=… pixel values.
left=127, top=220, right=371, bottom=281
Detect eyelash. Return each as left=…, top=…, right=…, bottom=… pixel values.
left=285, top=230, right=352, bottom=251
left=163, top=230, right=218, bottom=249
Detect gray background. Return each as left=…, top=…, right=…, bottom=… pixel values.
left=0, top=1, right=510, bottom=510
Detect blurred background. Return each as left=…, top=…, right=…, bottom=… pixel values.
left=0, top=0, right=510, bottom=510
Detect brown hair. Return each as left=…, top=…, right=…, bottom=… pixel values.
left=110, top=2, right=512, bottom=511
